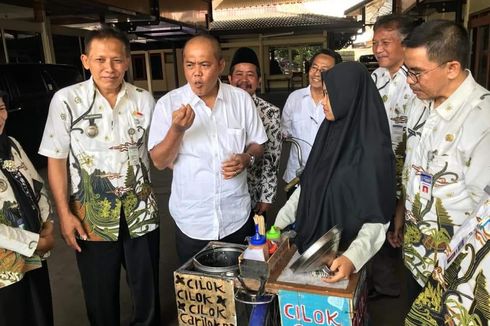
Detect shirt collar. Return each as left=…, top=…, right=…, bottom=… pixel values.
left=434, top=70, right=475, bottom=121
left=185, top=80, right=222, bottom=108
left=300, top=85, right=312, bottom=98
left=87, top=77, right=128, bottom=101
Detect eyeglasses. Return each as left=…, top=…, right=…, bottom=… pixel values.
left=402, top=62, right=448, bottom=84
left=310, top=65, right=330, bottom=74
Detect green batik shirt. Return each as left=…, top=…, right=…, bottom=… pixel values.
left=402, top=72, right=490, bottom=286
left=406, top=186, right=490, bottom=326
left=39, top=78, right=159, bottom=241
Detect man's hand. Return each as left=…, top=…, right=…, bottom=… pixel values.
left=322, top=255, right=355, bottom=283
left=221, top=153, right=249, bottom=180
left=36, top=221, right=55, bottom=255
left=388, top=201, right=405, bottom=248
left=254, top=202, right=272, bottom=215
left=171, top=104, right=195, bottom=132
left=59, top=212, right=87, bottom=252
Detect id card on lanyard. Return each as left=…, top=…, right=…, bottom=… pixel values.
left=128, top=145, right=140, bottom=166
left=420, top=150, right=435, bottom=200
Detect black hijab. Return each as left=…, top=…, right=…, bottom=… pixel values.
left=295, top=62, right=396, bottom=253
left=0, top=90, right=41, bottom=233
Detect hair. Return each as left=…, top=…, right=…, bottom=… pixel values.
left=374, top=14, right=417, bottom=41
left=183, top=34, right=223, bottom=61
left=403, top=19, right=469, bottom=68
left=309, top=49, right=343, bottom=68
left=84, top=24, right=131, bottom=57
left=0, top=90, right=8, bottom=108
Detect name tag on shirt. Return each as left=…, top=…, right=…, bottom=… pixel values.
left=128, top=145, right=140, bottom=166
left=420, top=172, right=433, bottom=200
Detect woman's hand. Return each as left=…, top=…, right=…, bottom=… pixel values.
left=36, top=221, right=55, bottom=255
left=322, top=255, right=355, bottom=283
left=388, top=200, right=405, bottom=248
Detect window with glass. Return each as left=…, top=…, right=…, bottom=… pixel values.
left=131, top=54, right=147, bottom=81
left=470, top=10, right=490, bottom=89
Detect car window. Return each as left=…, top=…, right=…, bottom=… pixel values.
left=10, top=70, right=46, bottom=95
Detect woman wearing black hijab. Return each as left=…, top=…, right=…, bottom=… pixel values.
left=275, top=62, right=396, bottom=282
left=0, top=90, right=55, bottom=325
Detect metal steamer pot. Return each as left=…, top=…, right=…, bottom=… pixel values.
left=193, top=246, right=243, bottom=275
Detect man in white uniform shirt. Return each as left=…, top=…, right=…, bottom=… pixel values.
left=148, top=35, right=267, bottom=263
left=369, top=14, right=417, bottom=299
left=395, top=20, right=490, bottom=310
left=39, top=26, right=160, bottom=325
left=281, top=49, right=342, bottom=196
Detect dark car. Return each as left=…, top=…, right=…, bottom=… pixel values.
left=359, top=54, right=379, bottom=73
left=0, top=63, right=83, bottom=167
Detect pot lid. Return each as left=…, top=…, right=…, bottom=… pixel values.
left=289, top=225, right=342, bottom=274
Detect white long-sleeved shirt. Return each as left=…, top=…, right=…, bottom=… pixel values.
left=274, top=187, right=388, bottom=272
left=281, top=86, right=324, bottom=183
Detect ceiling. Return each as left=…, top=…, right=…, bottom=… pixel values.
left=0, top=0, right=212, bottom=47
left=0, top=0, right=363, bottom=48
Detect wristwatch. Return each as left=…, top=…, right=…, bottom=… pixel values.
left=247, top=153, right=255, bottom=166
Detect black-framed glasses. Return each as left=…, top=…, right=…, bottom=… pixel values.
left=310, top=65, right=330, bottom=74
left=401, top=61, right=449, bottom=83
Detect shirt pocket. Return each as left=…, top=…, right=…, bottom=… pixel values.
left=223, top=127, right=246, bottom=156
left=429, top=153, right=467, bottom=204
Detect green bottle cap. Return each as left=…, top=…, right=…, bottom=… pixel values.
left=266, top=226, right=281, bottom=240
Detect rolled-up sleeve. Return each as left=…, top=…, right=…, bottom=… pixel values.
left=0, top=225, right=39, bottom=257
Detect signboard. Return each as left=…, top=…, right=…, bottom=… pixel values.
left=279, top=290, right=353, bottom=326
left=174, top=273, right=237, bottom=326
left=277, top=289, right=368, bottom=326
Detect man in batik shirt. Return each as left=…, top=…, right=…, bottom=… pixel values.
left=39, top=26, right=159, bottom=325
left=372, top=14, right=416, bottom=196
left=395, top=20, right=490, bottom=311
left=369, top=14, right=417, bottom=299
left=228, top=47, right=282, bottom=215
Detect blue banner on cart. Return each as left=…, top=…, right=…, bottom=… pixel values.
left=278, top=290, right=352, bottom=326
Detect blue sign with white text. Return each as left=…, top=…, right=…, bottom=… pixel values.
left=278, top=290, right=352, bottom=326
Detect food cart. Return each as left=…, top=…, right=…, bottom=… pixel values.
left=174, top=231, right=367, bottom=326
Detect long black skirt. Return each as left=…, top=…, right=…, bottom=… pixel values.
left=0, top=261, right=53, bottom=326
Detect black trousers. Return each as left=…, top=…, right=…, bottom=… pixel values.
left=175, top=216, right=255, bottom=264
left=0, top=261, right=53, bottom=326
left=367, top=242, right=401, bottom=297
left=76, top=216, right=160, bottom=326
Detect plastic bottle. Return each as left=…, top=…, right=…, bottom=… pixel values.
left=266, top=226, right=281, bottom=255
left=243, top=225, right=269, bottom=261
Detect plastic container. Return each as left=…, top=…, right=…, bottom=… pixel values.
left=243, top=226, right=269, bottom=261
left=266, top=226, right=281, bottom=255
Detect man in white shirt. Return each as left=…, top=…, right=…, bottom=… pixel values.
left=369, top=14, right=417, bottom=299
left=280, top=49, right=342, bottom=196
left=148, top=35, right=267, bottom=263
left=228, top=47, right=282, bottom=216
left=395, top=20, right=490, bottom=309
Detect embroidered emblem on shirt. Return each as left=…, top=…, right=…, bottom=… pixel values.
left=0, top=179, right=7, bottom=192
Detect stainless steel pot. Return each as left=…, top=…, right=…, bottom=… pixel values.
left=193, top=246, right=243, bottom=275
